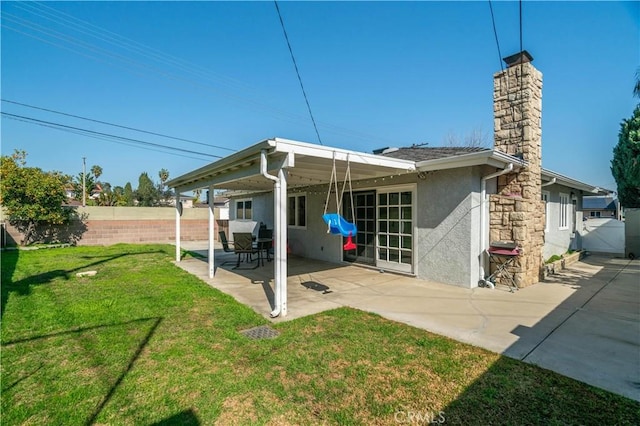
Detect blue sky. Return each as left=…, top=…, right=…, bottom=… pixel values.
left=2, top=1, right=638, bottom=192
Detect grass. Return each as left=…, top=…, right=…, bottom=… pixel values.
left=2, top=244, right=638, bottom=425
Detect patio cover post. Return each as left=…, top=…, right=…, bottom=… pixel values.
left=175, top=192, right=181, bottom=262
left=275, top=166, right=288, bottom=316
left=208, top=185, right=215, bottom=278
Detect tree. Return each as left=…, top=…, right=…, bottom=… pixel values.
left=158, top=168, right=172, bottom=205
left=136, top=172, right=157, bottom=206
left=96, top=184, right=126, bottom=206
left=158, top=168, right=169, bottom=185
left=91, top=164, right=103, bottom=181
left=72, top=172, right=95, bottom=204
left=634, top=67, right=640, bottom=99
left=123, top=182, right=134, bottom=206
left=442, top=127, right=490, bottom=148
left=611, top=105, right=640, bottom=208
left=0, top=150, right=71, bottom=245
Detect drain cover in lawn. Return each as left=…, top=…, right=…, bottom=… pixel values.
left=240, top=325, right=280, bottom=340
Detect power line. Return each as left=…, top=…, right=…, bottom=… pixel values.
left=488, top=0, right=504, bottom=73
left=1, top=112, right=222, bottom=159
left=273, top=0, right=323, bottom=146
left=6, top=114, right=208, bottom=162
left=4, top=2, right=398, bottom=147
left=1, top=99, right=235, bottom=152
left=519, top=0, right=523, bottom=56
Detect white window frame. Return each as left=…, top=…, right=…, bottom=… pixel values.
left=541, top=190, right=550, bottom=232
left=235, top=198, right=252, bottom=220
left=376, top=184, right=415, bottom=274
left=559, top=192, right=570, bottom=230
left=287, top=193, right=307, bottom=229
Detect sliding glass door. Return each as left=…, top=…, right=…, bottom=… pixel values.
left=377, top=188, right=414, bottom=273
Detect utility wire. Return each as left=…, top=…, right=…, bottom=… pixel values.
left=17, top=1, right=250, bottom=92
left=4, top=2, right=399, bottom=147
left=488, top=0, right=504, bottom=73
left=2, top=99, right=234, bottom=152
left=273, top=0, right=323, bottom=146
left=1, top=112, right=221, bottom=159
left=519, top=0, right=523, bottom=56
left=4, top=114, right=210, bottom=162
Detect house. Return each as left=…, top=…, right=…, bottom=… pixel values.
left=167, top=51, right=611, bottom=317
left=582, top=195, right=621, bottom=220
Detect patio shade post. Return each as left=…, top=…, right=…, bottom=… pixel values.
left=208, top=185, right=215, bottom=278
left=175, top=191, right=181, bottom=262
left=276, top=166, right=288, bottom=317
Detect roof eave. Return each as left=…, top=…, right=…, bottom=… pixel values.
left=415, top=149, right=526, bottom=171
left=166, top=139, right=275, bottom=190
left=541, top=168, right=612, bottom=195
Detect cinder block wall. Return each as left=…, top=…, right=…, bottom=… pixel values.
left=2, top=206, right=212, bottom=246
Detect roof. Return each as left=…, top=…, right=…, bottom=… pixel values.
left=540, top=169, right=612, bottom=195
left=582, top=196, right=617, bottom=210
left=166, top=138, right=417, bottom=193
left=379, top=146, right=489, bottom=162
left=381, top=145, right=611, bottom=195
left=167, top=138, right=611, bottom=196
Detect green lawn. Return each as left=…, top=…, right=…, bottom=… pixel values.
left=2, top=244, right=638, bottom=425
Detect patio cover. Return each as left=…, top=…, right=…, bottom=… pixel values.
left=166, top=137, right=417, bottom=317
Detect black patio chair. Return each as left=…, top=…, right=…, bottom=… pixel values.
left=257, top=228, right=273, bottom=264
left=232, top=232, right=259, bottom=269
left=219, top=231, right=234, bottom=253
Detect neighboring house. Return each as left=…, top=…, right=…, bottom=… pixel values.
left=582, top=196, right=620, bottom=220
left=167, top=51, right=611, bottom=317
left=168, top=196, right=194, bottom=209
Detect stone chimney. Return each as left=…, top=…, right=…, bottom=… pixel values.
left=489, top=50, right=545, bottom=287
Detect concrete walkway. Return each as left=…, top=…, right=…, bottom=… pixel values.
left=174, top=241, right=639, bottom=401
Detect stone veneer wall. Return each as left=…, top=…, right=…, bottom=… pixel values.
left=490, top=60, right=546, bottom=287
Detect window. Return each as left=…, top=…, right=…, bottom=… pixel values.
left=541, top=191, right=550, bottom=231
left=590, top=211, right=601, bottom=218
left=236, top=199, right=252, bottom=220
left=559, top=193, right=569, bottom=230
left=288, top=194, right=306, bottom=228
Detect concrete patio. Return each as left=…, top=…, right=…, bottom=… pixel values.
left=174, top=241, right=639, bottom=402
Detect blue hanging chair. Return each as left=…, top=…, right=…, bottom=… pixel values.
left=322, top=153, right=358, bottom=249
left=322, top=213, right=357, bottom=237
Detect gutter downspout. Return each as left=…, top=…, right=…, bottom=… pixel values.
left=260, top=149, right=283, bottom=318
left=541, top=177, right=556, bottom=187
left=479, top=163, right=514, bottom=283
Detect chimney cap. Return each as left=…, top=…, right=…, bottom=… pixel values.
left=502, top=50, right=533, bottom=68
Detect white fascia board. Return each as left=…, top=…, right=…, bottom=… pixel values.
left=166, top=139, right=273, bottom=190
left=271, top=137, right=416, bottom=171
left=541, top=168, right=612, bottom=194
left=416, top=150, right=526, bottom=172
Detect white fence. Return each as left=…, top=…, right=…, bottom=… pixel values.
left=579, top=218, right=625, bottom=254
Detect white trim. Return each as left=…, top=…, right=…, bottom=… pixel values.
left=559, top=192, right=570, bottom=230
left=542, top=190, right=550, bottom=232
left=542, top=169, right=612, bottom=194
left=287, top=193, right=307, bottom=229
left=375, top=184, right=416, bottom=274
left=417, top=150, right=525, bottom=172
left=270, top=138, right=416, bottom=170
left=235, top=198, right=253, bottom=220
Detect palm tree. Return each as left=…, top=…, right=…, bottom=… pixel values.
left=634, top=67, right=640, bottom=99
left=158, top=168, right=169, bottom=184
left=91, top=165, right=102, bottom=181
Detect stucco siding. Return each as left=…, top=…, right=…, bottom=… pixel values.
left=415, top=168, right=481, bottom=288
left=228, top=192, right=271, bottom=237
left=542, top=184, right=581, bottom=261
